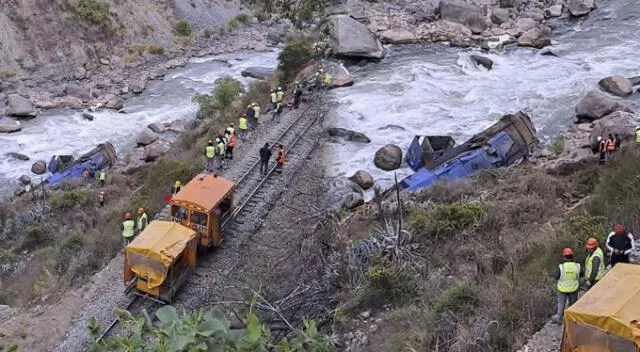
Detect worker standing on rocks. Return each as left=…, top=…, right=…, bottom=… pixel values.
left=584, top=237, right=605, bottom=289
left=614, top=133, right=621, bottom=150
left=205, top=140, right=215, bottom=172
left=606, top=224, right=635, bottom=267
left=597, top=136, right=606, bottom=165
left=323, top=70, right=333, bottom=89
left=276, top=144, right=286, bottom=174
left=98, top=169, right=106, bottom=187
left=136, top=208, right=148, bottom=234
left=276, top=86, right=284, bottom=104
left=259, top=143, right=272, bottom=176
left=605, top=134, right=616, bottom=160
left=216, top=137, right=226, bottom=169
left=635, top=127, right=640, bottom=146
left=98, top=191, right=105, bottom=208
left=293, top=82, right=303, bottom=109
left=238, top=114, right=248, bottom=141
left=551, top=248, right=581, bottom=324
left=121, top=212, right=135, bottom=247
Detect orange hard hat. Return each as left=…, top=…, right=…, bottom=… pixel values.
left=562, top=248, right=574, bottom=257
left=124, top=212, right=132, bottom=220
left=138, top=208, right=144, bottom=214
left=585, top=237, right=599, bottom=249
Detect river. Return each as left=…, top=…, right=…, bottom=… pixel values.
left=0, top=50, right=279, bottom=196
left=327, top=0, right=640, bottom=187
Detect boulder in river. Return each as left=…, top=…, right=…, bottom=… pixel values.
left=136, top=130, right=159, bottom=146
left=31, top=160, right=47, bottom=175
left=490, top=8, right=510, bottom=25
left=517, top=25, right=552, bottom=49
left=568, top=0, right=597, bottom=17
left=324, top=177, right=365, bottom=210
left=379, top=28, right=419, bottom=44
left=349, top=170, right=374, bottom=190
left=131, top=81, right=145, bottom=94
left=374, top=144, right=402, bottom=171
left=18, top=174, right=31, bottom=186
left=64, top=84, right=91, bottom=101
left=515, top=18, right=537, bottom=34
left=143, top=141, right=170, bottom=162
left=628, top=76, right=640, bottom=87
left=327, top=127, right=371, bottom=143
left=0, top=116, right=21, bottom=133
left=104, top=94, right=125, bottom=110
left=241, top=67, right=275, bottom=80
left=439, top=1, right=490, bottom=35
left=6, top=152, right=29, bottom=161
left=588, top=111, right=637, bottom=144
left=470, top=55, right=493, bottom=70
left=81, top=112, right=94, bottom=121
left=148, top=122, right=168, bottom=133
left=598, top=76, right=633, bottom=97
left=544, top=4, right=563, bottom=18
left=327, top=14, right=385, bottom=59
left=266, top=27, right=286, bottom=45
left=575, top=91, right=633, bottom=122
left=5, top=94, right=37, bottom=118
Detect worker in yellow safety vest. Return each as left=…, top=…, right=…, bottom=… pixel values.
left=323, top=71, right=333, bottom=89
left=584, top=237, right=605, bottom=289
left=551, top=248, right=581, bottom=324
left=205, top=140, right=216, bottom=172
left=253, top=102, right=261, bottom=120
left=136, top=208, right=148, bottom=233
left=276, top=86, right=284, bottom=103
left=121, top=212, right=135, bottom=247
left=636, top=127, right=640, bottom=145
left=98, top=169, right=106, bottom=187
left=269, top=89, right=278, bottom=110
left=225, top=123, right=235, bottom=136
left=238, top=114, right=248, bottom=141
left=216, top=137, right=226, bottom=169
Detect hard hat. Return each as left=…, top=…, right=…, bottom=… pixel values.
left=561, top=248, right=574, bottom=257
left=614, top=224, right=625, bottom=235
left=585, top=237, right=599, bottom=249
left=125, top=212, right=132, bottom=220
left=230, top=123, right=234, bottom=126
left=208, top=140, right=213, bottom=145
left=175, top=180, right=181, bottom=187
left=100, top=191, right=104, bottom=195
left=637, top=127, right=640, bottom=130
left=278, top=86, right=282, bottom=90
left=597, top=136, right=602, bottom=141
left=294, top=81, right=299, bottom=84
left=138, top=208, right=144, bottom=214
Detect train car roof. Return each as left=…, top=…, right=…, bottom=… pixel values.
left=172, top=173, right=234, bottom=212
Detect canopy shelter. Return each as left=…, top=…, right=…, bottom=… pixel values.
left=126, top=221, right=197, bottom=289
left=563, top=263, right=640, bottom=352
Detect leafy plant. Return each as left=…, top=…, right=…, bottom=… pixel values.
left=173, top=19, right=193, bottom=37
left=235, top=13, right=252, bottom=24
left=204, top=27, right=215, bottom=38
left=73, top=0, right=113, bottom=32
left=277, top=40, right=313, bottom=84
left=193, top=76, right=244, bottom=118
left=550, top=135, right=565, bottom=156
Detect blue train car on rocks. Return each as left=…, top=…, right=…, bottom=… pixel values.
left=45, top=142, right=117, bottom=186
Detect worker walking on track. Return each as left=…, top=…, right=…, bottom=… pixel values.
left=136, top=208, right=148, bottom=234
left=552, top=248, right=581, bottom=324
left=252, top=102, right=261, bottom=128
left=276, top=144, right=286, bottom=174
left=276, top=86, right=284, bottom=104
left=259, top=143, right=272, bottom=176
left=584, top=237, right=605, bottom=289
left=272, top=101, right=283, bottom=123
left=98, top=169, right=106, bottom=187
left=216, top=137, right=226, bottom=169
left=238, top=114, right=248, bottom=141
left=205, top=140, right=216, bottom=172
left=225, top=131, right=236, bottom=160
left=606, top=224, right=635, bottom=267
left=121, top=212, right=135, bottom=247
left=269, top=88, right=278, bottom=110
left=293, top=82, right=303, bottom=109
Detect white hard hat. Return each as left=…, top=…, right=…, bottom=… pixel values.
left=597, top=136, right=602, bottom=141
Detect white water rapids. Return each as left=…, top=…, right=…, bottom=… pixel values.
left=327, top=1, right=640, bottom=186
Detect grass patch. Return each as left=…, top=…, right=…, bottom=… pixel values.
left=192, top=76, right=244, bottom=119
left=49, top=189, right=94, bottom=211
left=172, top=19, right=193, bottom=37
left=234, top=13, right=252, bottom=24
left=203, top=27, right=215, bottom=38
left=550, top=135, right=565, bottom=156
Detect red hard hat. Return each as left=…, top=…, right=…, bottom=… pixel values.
left=585, top=237, right=598, bottom=249
left=562, top=248, right=574, bottom=257
left=124, top=212, right=132, bottom=220
left=614, top=224, right=625, bottom=235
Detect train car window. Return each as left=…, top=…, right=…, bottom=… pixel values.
left=171, top=205, right=188, bottom=222
left=190, top=211, right=208, bottom=227
left=219, top=196, right=232, bottom=215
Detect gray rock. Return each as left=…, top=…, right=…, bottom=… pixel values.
left=327, top=15, right=385, bottom=59
left=14, top=188, right=26, bottom=196
left=343, top=192, right=364, bottom=209
left=349, top=170, right=374, bottom=190
left=517, top=25, right=552, bottom=49
left=104, top=94, right=124, bottom=110
left=324, top=177, right=365, bottom=210
left=374, top=144, right=402, bottom=171
left=588, top=111, right=637, bottom=144
left=544, top=4, right=563, bottom=17
left=241, top=67, right=275, bottom=80
left=471, top=55, right=493, bottom=70
left=491, top=8, right=510, bottom=24
left=21, top=59, right=37, bottom=72
left=598, top=76, right=633, bottom=97
left=628, top=76, right=640, bottom=86
left=148, top=122, right=167, bottom=133
left=575, top=91, right=633, bottom=121
left=64, top=84, right=91, bottom=101
left=439, top=1, right=490, bottom=34
left=568, top=0, right=597, bottom=16
left=136, top=130, right=159, bottom=146
left=31, top=160, right=47, bottom=175
left=81, top=112, right=94, bottom=121
left=74, top=67, right=87, bottom=80
left=0, top=116, right=21, bottom=133
left=100, top=58, right=110, bottom=65
left=522, top=9, right=544, bottom=21
left=515, top=18, right=538, bottom=33
left=5, top=94, right=37, bottom=118
left=499, top=0, right=515, bottom=8
left=266, top=27, right=286, bottom=45
left=143, top=141, right=170, bottom=162
left=131, top=81, right=145, bottom=94
left=326, top=127, right=371, bottom=143
left=6, top=152, right=29, bottom=161
left=379, top=28, right=419, bottom=44
left=18, top=174, right=31, bottom=185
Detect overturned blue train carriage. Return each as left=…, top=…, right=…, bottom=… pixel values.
left=45, top=142, right=117, bottom=186
left=400, top=111, right=538, bottom=191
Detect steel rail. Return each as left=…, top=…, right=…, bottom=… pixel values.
left=95, top=295, right=140, bottom=343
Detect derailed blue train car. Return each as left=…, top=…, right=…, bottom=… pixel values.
left=45, top=142, right=117, bottom=186
left=400, top=112, right=538, bottom=191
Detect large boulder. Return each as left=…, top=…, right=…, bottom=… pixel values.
left=104, top=94, right=125, bottom=110
left=470, top=55, right=493, bottom=70
left=241, top=67, right=275, bottom=80
left=31, top=160, right=47, bottom=174
left=18, top=174, right=31, bottom=185
left=588, top=111, right=637, bottom=144
left=349, top=170, right=374, bottom=190
left=515, top=18, right=538, bottom=34
left=379, top=28, right=419, bottom=44
left=324, top=177, right=365, bottom=210
left=143, top=141, right=170, bottom=162
left=576, top=91, right=633, bottom=121
left=136, top=130, right=159, bottom=146
left=544, top=4, right=563, bottom=17
left=5, top=94, right=37, bottom=118
left=517, top=25, right=552, bottom=49
left=568, top=0, right=597, bottom=17
left=0, top=116, right=21, bottom=133
left=64, top=84, right=91, bottom=101
left=598, top=76, right=633, bottom=97
left=148, top=122, right=167, bottom=133
left=327, top=127, right=371, bottom=143
left=327, top=15, right=385, bottom=59
left=6, top=152, right=29, bottom=161
left=81, top=112, right=94, bottom=121
left=490, top=8, right=510, bottom=24
left=374, top=144, right=402, bottom=171
left=266, top=27, right=286, bottom=45
left=439, top=1, right=490, bottom=35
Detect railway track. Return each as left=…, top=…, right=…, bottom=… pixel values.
left=96, top=97, right=323, bottom=343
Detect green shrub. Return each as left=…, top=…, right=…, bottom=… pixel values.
left=277, top=40, right=313, bottom=84
left=73, top=0, right=113, bottom=32
left=204, top=27, right=215, bottom=38
left=253, top=11, right=269, bottom=22
left=172, top=19, right=193, bottom=37
left=234, top=13, right=251, bottom=24
left=193, top=76, right=244, bottom=118
left=358, top=259, right=421, bottom=307
left=227, top=18, right=240, bottom=31
left=434, top=285, right=479, bottom=315
left=147, top=45, right=164, bottom=55
left=20, top=222, right=51, bottom=250
left=550, top=135, right=565, bottom=156
left=49, top=189, right=93, bottom=211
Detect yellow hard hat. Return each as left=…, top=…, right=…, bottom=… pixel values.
left=175, top=180, right=181, bottom=187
